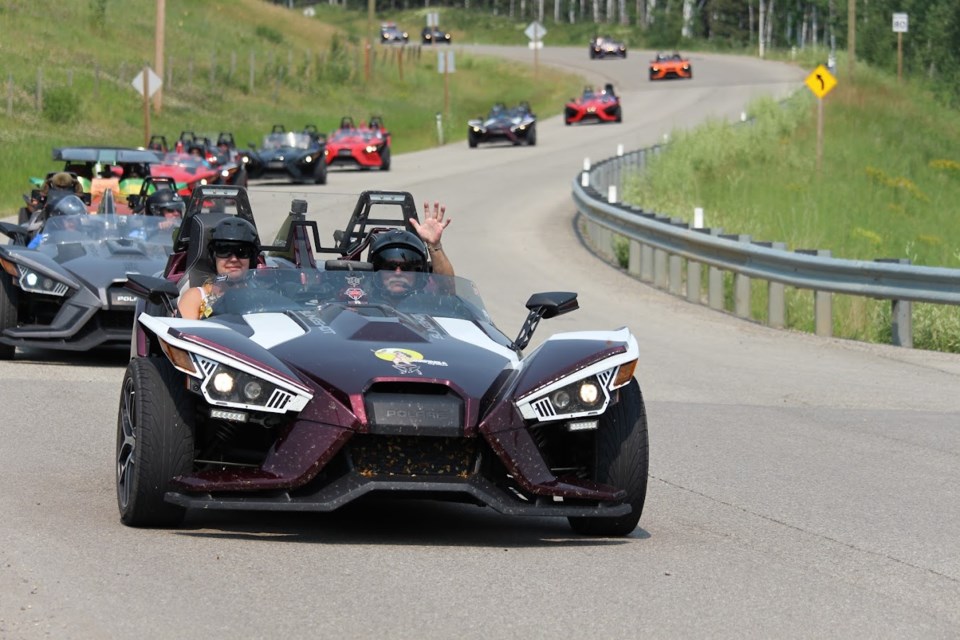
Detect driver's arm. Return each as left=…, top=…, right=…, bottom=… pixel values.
left=428, top=244, right=453, bottom=277
left=177, top=287, right=203, bottom=320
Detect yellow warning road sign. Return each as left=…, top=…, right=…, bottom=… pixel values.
left=805, top=65, right=837, bottom=99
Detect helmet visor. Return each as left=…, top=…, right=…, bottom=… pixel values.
left=211, top=242, right=256, bottom=260
left=372, top=246, right=426, bottom=272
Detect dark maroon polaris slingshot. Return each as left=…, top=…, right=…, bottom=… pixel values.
left=116, top=186, right=648, bottom=535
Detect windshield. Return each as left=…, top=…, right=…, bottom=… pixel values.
left=262, top=132, right=314, bottom=151
left=205, top=268, right=493, bottom=323
left=37, top=214, right=178, bottom=255
left=159, top=152, right=212, bottom=170
left=330, top=128, right=381, bottom=143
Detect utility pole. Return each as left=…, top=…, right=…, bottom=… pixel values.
left=154, top=0, right=165, bottom=113
left=366, top=0, right=374, bottom=82
left=847, top=0, right=855, bottom=79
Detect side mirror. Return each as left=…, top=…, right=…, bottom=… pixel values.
left=512, top=291, right=579, bottom=351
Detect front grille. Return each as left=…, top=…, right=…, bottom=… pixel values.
left=364, top=386, right=463, bottom=437
left=349, top=435, right=477, bottom=478
left=99, top=310, right=136, bottom=330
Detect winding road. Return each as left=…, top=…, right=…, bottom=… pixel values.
left=2, top=46, right=958, bottom=638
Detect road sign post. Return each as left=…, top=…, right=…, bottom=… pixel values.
left=437, top=50, right=455, bottom=116
left=524, top=21, right=546, bottom=80
left=804, top=64, right=837, bottom=173
left=132, top=66, right=162, bottom=147
left=892, top=13, right=908, bottom=84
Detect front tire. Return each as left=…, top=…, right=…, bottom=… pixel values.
left=314, top=160, right=327, bottom=185
left=568, top=379, right=648, bottom=536
left=380, top=146, right=391, bottom=171
left=116, top=357, right=195, bottom=528
left=17, top=207, right=31, bottom=225
left=468, top=132, right=478, bottom=148
left=525, top=125, right=537, bottom=146
left=0, top=274, right=18, bottom=360
left=231, top=166, right=249, bottom=188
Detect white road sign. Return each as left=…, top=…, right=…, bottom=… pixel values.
left=438, top=50, right=455, bottom=73
left=131, top=67, right=162, bottom=98
left=524, top=21, right=546, bottom=41
left=892, top=13, right=908, bottom=33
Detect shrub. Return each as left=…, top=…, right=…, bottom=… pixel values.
left=42, top=87, right=81, bottom=125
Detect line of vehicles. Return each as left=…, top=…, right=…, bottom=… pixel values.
left=18, top=116, right=394, bottom=222
left=380, top=21, right=452, bottom=45
left=467, top=41, right=691, bottom=147
left=0, top=179, right=649, bottom=537
left=0, top=36, right=678, bottom=536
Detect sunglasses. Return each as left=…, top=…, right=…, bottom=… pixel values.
left=380, top=260, right=424, bottom=272
left=212, top=245, right=255, bottom=260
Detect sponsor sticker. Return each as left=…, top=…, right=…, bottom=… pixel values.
left=373, top=347, right=448, bottom=375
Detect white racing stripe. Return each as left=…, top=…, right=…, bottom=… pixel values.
left=433, top=318, right=520, bottom=365
left=244, top=313, right=307, bottom=349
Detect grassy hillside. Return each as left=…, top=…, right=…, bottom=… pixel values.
left=0, top=0, right=583, bottom=212
left=623, top=60, right=960, bottom=351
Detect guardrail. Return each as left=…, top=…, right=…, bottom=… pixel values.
left=572, top=147, right=960, bottom=348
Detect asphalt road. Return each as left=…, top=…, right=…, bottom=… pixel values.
left=2, top=46, right=959, bottom=639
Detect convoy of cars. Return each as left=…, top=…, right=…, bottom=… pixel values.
left=649, top=51, right=693, bottom=80
left=324, top=116, right=392, bottom=171
left=243, top=124, right=328, bottom=184
left=2, top=30, right=662, bottom=537
left=467, top=102, right=537, bottom=148
left=379, top=22, right=409, bottom=44
left=564, top=84, right=622, bottom=125
left=421, top=25, right=452, bottom=44
left=589, top=35, right=627, bottom=59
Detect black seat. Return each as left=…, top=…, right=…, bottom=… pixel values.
left=177, top=211, right=233, bottom=291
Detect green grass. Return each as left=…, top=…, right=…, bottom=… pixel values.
left=0, top=0, right=583, bottom=212
left=621, top=62, right=960, bottom=351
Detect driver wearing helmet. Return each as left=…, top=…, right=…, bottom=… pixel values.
left=368, top=201, right=454, bottom=300
left=177, top=217, right=261, bottom=319
left=145, top=189, right=186, bottom=230
left=27, top=194, right=89, bottom=248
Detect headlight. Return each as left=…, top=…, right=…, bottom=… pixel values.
left=364, top=145, right=378, bottom=154
left=304, top=155, right=314, bottom=163
left=12, top=264, right=70, bottom=296
left=201, top=361, right=298, bottom=411
left=516, top=357, right=638, bottom=423
left=537, top=376, right=607, bottom=418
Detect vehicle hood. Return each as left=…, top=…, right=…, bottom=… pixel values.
left=157, top=305, right=519, bottom=398
left=49, top=241, right=168, bottom=289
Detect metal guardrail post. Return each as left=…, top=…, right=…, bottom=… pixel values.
left=768, top=242, right=787, bottom=328
left=668, top=219, right=688, bottom=295
left=798, top=249, right=833, bottom=336
left=629, top=238, right=641, bottom=277
left=892, top=299, right=913, bottom=348
left=877, top=258, right=913, bottom=347
left=669, top=253, right=683, bottom=294
left=708, top=264, right=724, bottom=310
left=725, top=234, right=752, bottom=318
left=686, top=260, right=701, bottom=303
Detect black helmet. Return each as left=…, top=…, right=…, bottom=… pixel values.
left=208, top=217, right=260, bottom=260
left=146, top=189, right=185, bottom=217
left=45, top=194, right=87, bottom=218
left=369, top=229, right=428, bottom=273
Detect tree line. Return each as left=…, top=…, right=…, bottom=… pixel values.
left=272, top=0, right=959, bottom=105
